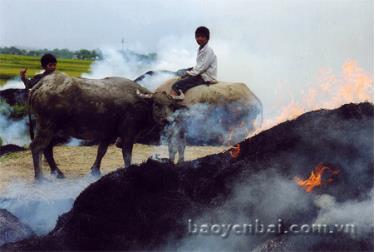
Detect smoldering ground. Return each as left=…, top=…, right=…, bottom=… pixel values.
left=169, top=103, right=373, bottom=251
left=0, top=102, right=371, bottom=251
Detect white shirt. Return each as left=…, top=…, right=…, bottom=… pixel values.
left=187, top=43, right=217, bottom=82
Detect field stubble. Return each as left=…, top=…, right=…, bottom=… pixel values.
left=0, top=144, right=226, bottom=192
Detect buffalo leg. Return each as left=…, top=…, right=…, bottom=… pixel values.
left=90, top=141, right=109, bottom=176
left=30, top=124, right=54, bottom=181
left=166, top=124, right=177, bottom=163
left=121, top=137, right=134, bottom=168
left=177, top=130, right=186, bottom=163
left=167, top=122, right=186, bottom=164
left=43, top=142, right=65, bottom=178
left=167, top=134, right=177, bottom=163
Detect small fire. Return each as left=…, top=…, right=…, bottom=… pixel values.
left=294, top=164, right=339, bottom=192
left=229, top=144, right=241, bottom=159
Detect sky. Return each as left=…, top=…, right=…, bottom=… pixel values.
left=0, top=0, right=373, bottom=120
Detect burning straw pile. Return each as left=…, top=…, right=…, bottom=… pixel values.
left=2, top=102, right=373, bottom=251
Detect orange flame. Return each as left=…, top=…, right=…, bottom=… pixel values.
left=256, top=59, right=373, bottom=135
left=229, top=144, right=241, bottom=159
left=294, top=164, right=339, bottom=192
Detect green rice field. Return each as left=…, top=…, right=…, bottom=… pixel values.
left=0, top=54, right=93, bottom=86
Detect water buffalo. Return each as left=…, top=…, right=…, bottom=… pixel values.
left=29, top=72, right=184, bottom=180
left=153, top=77, right=263, bottom=143
left=113, top=71, right=262, bottom=165
left=130, top=73, right=263, bottom=162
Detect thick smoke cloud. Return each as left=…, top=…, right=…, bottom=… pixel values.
left=0, top=99, right=29, bottom=146
left=314, top=190, right=374, bottom=238
left=0, top=175, right=99, bottom=235
left=172, top=169, right=313, bottom=251
left=0, top=79, right=24, bottom=91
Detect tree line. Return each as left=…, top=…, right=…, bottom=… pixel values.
left=0, top=46, right=100, bottom=60
left=0, top=47, right=157, bottom=63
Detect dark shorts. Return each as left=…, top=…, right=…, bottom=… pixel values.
left=172, top=75, right=209, bottom=94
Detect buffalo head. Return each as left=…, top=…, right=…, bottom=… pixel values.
left=137, top=89, right=185, bottom=125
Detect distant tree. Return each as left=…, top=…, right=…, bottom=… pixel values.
left=75, top=49, right=96, bottom=60
left=0, top=46, right=22, bottom=55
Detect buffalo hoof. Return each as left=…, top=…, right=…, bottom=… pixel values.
left=57, top=173, right=65, bottom=179
left=51, top=170, right=65, bottom=179
left=34, top=175, right=47, bottom=183
left=90, top=168, right=101, bottom=177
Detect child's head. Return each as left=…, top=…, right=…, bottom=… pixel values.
left=195, top=26, right=210, bottom=46
left=41, top=53, right=57, bottom=73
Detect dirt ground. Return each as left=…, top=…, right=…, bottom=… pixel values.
left=0, top=144, right=226, bottom=192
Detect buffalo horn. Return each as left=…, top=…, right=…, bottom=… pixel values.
left=136, top=89, right=153, bottom=99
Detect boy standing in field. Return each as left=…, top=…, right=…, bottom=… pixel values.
left=20, top=53, right=57, bottom=140
left=20, top=53, right=57, bottom=89
left=171, top=26, right=217, bottom=96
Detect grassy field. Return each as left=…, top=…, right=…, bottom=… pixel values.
left=0, top=144, right=227, bottom=192
left=0, top=54, right=92, bottom=85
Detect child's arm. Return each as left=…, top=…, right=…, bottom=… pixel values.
left=20, top=68, right=32, bottom=89
left=187, top=49, right=215, bottom=76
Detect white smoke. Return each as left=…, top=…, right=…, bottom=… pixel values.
left=314, top=189, right=374, bottom=238
left=0, top=79, right=24, bottom=90
left=0, top=175, right=99, bottom=235
left=173, top=170, right=312, bottom=251
left=0, top=101, right=29, bottom=146
left=136, top=71, right=176, bottom=91
left=66, top=137, right=82, bottom=146
left=175, top=171, right=373, bottom=251
left=0, top=79, right=30, bottom=146
left=162, top=102, right=261, bottom=146
left=81, top=48, right=147, bottom=79
left=153, top=35, right=195, bottom=71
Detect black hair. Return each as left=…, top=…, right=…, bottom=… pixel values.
left=41, top=53, right=57, bottom=67
left=195, top=26, right=210, bottom=40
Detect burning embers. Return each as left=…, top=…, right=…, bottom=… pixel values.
left=229, top=144, right=241, bottom=159
left=294, top=164, right=339, bottom=192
